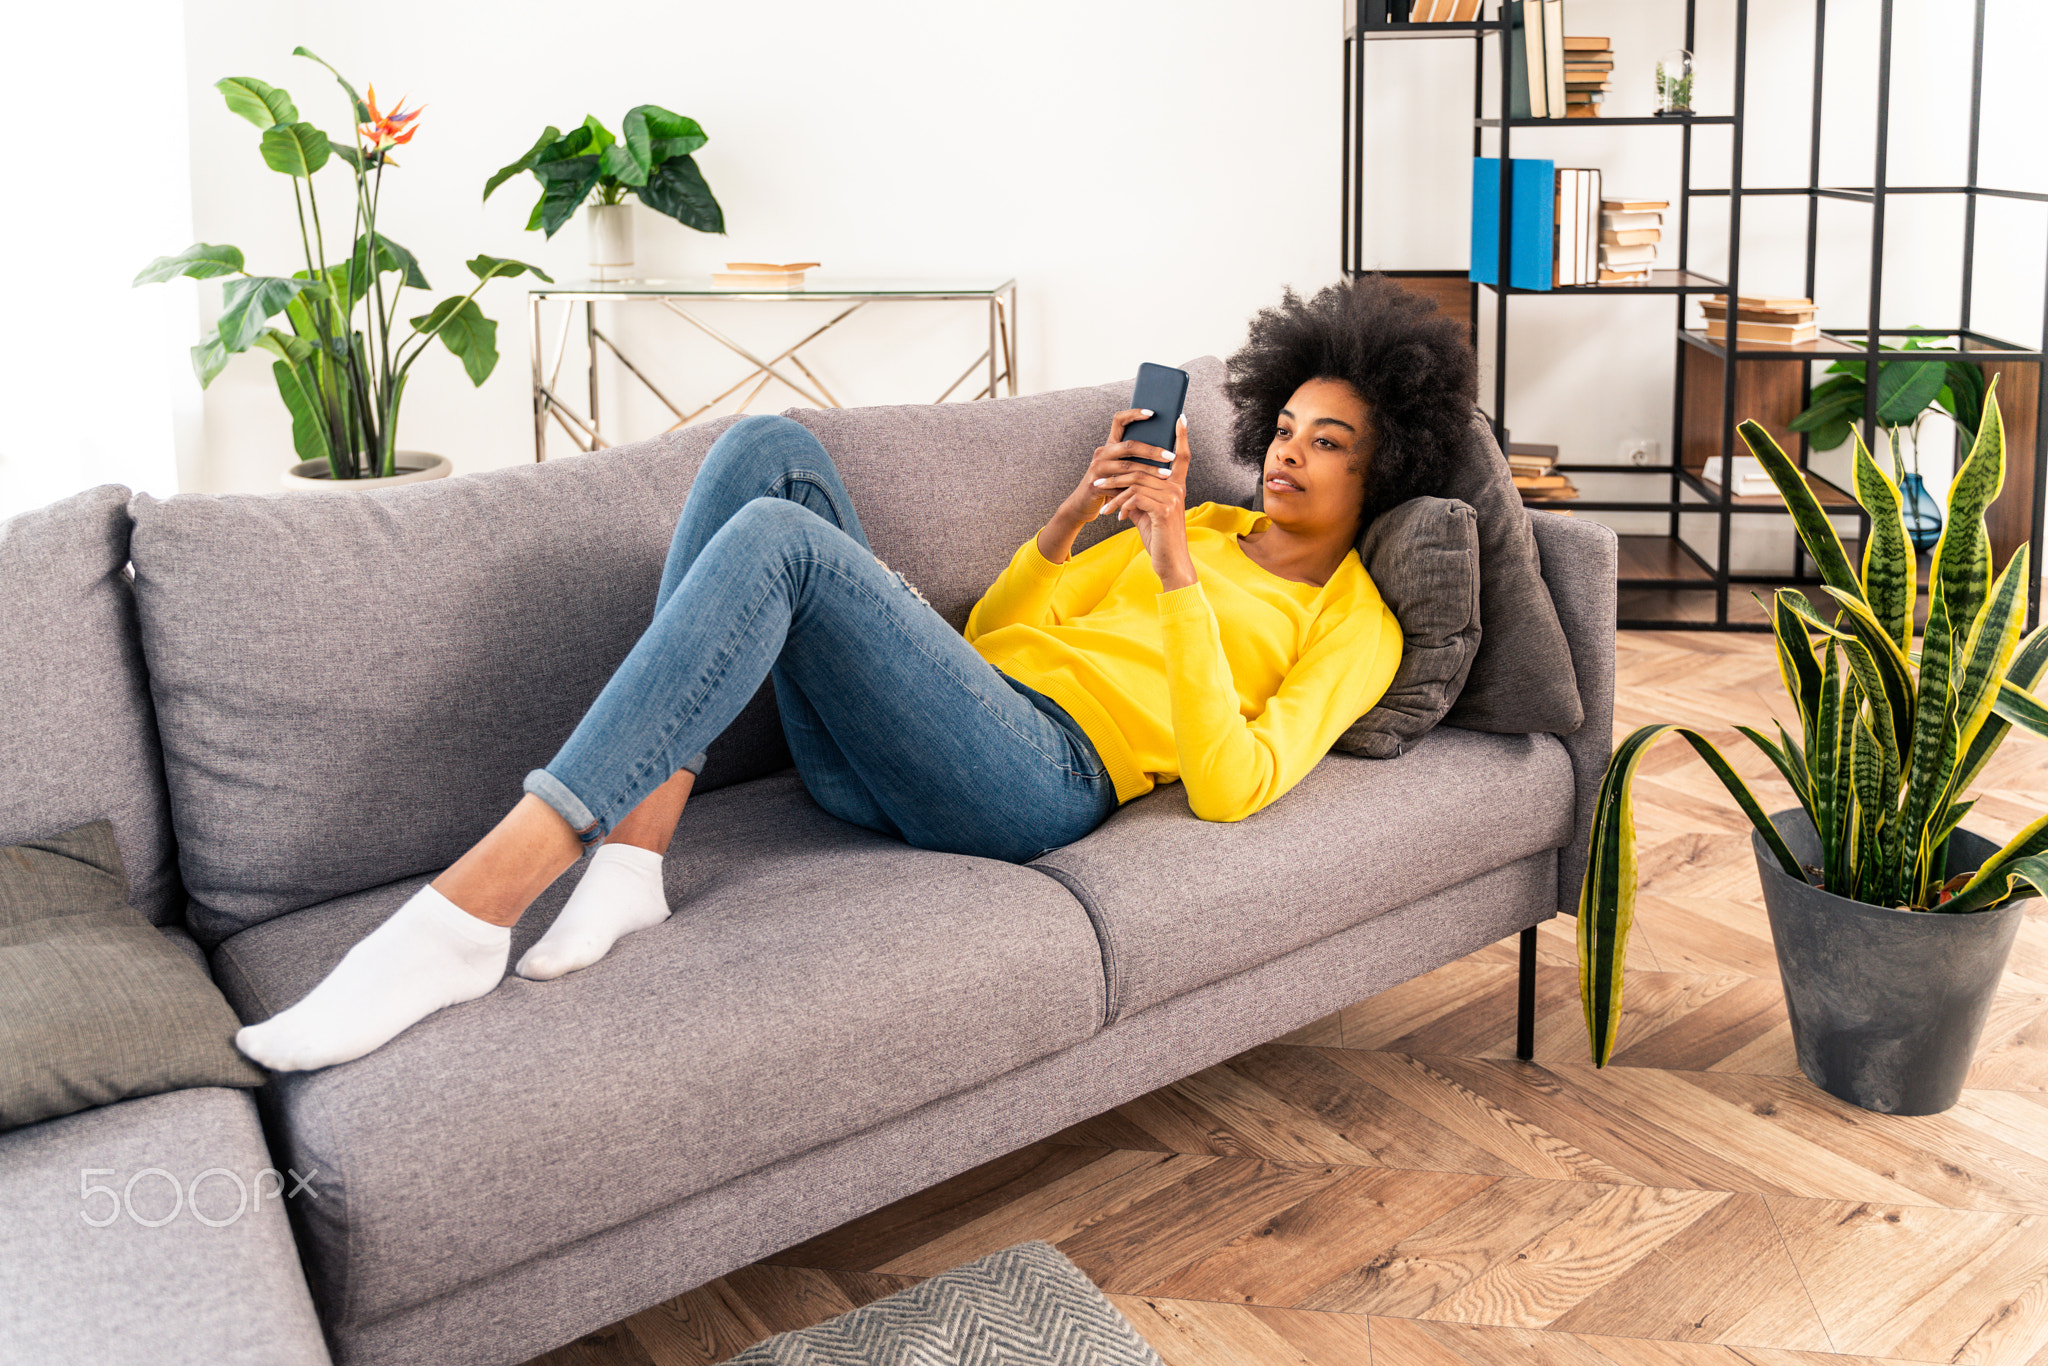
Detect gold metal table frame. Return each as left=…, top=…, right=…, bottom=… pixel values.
left=528, top=277, right=1018, bottom=460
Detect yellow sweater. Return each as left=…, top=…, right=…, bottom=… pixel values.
left=964, top=502, right=1403, bottom=821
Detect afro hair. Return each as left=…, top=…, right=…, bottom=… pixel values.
left=1224, top=276, right=1477, bottom=530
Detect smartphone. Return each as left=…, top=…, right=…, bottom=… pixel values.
left=1121, top=363, right=1188, bottom=471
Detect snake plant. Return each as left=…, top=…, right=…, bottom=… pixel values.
left=1579, top=385, right=2048, bottom=1066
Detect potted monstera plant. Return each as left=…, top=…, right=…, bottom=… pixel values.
left=1580, top=385, right=2048, bottom=1114
left=136, top=48, right=551, bottom=487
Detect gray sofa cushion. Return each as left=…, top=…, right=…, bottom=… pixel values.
left=126, top=417, right=814, bottom=947
left=786, top=355, right=1257, bottom=629
left=0, top=820, right=262, bottom=1131
left=0, top=1086, right=330, bottom=1366
left=1440, top=412, right=1583, bottom=735
left=1337, top=496, right=1482, bottom=757
left=0, top=484, right=184, bottom=926
left=209, top=771, right=1107, bottom=1331
left=1030, top=727, right=1575, bottom=1024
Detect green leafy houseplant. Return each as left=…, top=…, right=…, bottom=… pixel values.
left=1789, top=330, right=1986, bottom=456
left=1578, top=385, right=2048, bottom=1066
left=136, top=49, right=551, bottom=481
left=483, top=107, right=725, bottom=238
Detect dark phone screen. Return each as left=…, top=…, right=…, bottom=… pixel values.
left=1122, top=363, right=1188, bottom=470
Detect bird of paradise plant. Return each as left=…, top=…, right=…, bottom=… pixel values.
left=135, top=48, right=552, bottom=480
left=1578, top=385, right=2048, bottom=1065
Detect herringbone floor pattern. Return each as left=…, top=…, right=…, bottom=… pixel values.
left=529, top=632, right=2048, bottom=1366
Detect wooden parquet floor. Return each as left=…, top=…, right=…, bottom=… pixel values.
left=528, top=632, right=2048, bottom=1366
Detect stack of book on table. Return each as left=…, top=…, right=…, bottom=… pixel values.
left=1599, top=197, right=1665, bottom=282
left=713, top=261, right=821, bottom=288
left=1564, top=35, right=1613, bottom=117
left=1553, top=166, right=1602, bottom=286
left=1702, top=294, right=1818, bottom=346
left=1509, top=443, right=1577, bottom=509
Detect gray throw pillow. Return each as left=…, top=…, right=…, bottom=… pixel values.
left=1336, top=497, right=1482, bottom=757
left=1438, top=411, right=1583, bottom=734
left=0, top=821, right=262, bottom=1132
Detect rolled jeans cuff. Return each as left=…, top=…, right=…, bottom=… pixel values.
left=522, top=768, right=605, bottom=846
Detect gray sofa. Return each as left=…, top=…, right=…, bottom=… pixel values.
left=0, top=357, right=1615, bottom=1366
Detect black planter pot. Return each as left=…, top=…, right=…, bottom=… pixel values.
left=1752, top=808, right=2025, bottom=1116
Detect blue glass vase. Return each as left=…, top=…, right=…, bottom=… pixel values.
left=1902, top=472, right=1943, bottom=553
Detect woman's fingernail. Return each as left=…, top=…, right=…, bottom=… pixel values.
left=1140, top=409, right=1154, bottom=418
left=1093, top=478, right=1107, bottom=486
left=1178, top=414, right=1187, bottom=426
left=1155, top=467, right=1170, bottom=477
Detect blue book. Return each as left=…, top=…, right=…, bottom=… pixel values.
left=1470, top=157, right=1555, bottom=292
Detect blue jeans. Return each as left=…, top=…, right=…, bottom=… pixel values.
left=523, top=415, right=1118, bottom=863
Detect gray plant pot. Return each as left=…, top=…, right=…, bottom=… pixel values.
left=1752, top=808, right=2024, bottom=1116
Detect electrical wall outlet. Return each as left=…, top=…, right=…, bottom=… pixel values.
left=1620, top=438, right=1660, bottom=466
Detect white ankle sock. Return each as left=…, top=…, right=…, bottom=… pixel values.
left=235, top=885, right=509, bottom=1072
left=516, top=842, right=670, bottom=981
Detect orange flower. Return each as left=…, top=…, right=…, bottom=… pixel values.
left=358, top=84, right=423, bottom=149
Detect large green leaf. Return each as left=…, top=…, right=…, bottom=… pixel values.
left=134, top=243, right=245, bottom=286
left=466, top=254, right=555, bottom=285
left=1874, top=357, right=1947, bottom=425
left=1936, top=548, right=2031, bottom=826
left=1819, top=588, right=1916, bottom=750
left=217, top=275, right=315, bottom=352
left=409, top=298, right=498, bottom=385
left=271, top=359, right=333, bottom=468
left=216, top=76, right=296, bottom=129
left=1738, top=420, right=1861, bottom=602
left=635, top=105, right=708, bottom=161
left=1773, top=593, right=1825, bottom=747
left=260, top=121, right=332, bottom=178
left=599, top=137, right=650, bottom=188
left=530, top=156, right=602, bottom=236
left=253, top=327, right=315, bottom=366
left=190, top=328, right=232, bottom=388
left=484, top=126, right=562, bottom=201
left=636, top=153, right=724, bottom=233
left=1954, top=622, right=2048, bottom=795
left=1940, top=361, right=1987, bottom=446
left=348, top=233, right=431, bottom=294
left=1580, top=724, right=1805, bottom=1066
left=292, top=46, right=370, bottom=122
left=1850, top=427, right=1914, bottom=649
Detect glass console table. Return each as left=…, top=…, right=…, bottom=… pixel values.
left=527, top=277, right=1018, bottom=460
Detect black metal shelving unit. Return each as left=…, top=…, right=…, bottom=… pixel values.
left=1343, top=0, right=2047, bottom=631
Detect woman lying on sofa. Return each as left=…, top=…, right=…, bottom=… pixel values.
left=235, top=275, right=1477, bottom=1071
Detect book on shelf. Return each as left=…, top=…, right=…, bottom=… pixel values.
left=1706, top=317, right=1819, bottom=345
left=1603, top=210, right=1663, bottom=231
left=1601, top=227, right=1660, bottom=246
left=1707, top=292, right=1813, bottom=311
left=1562, top=34, right=1609, bottom=50
left=1704, top=455, right=1780, bottom=496
left=1600, top=241, right=1658, bottom=267
left=1599, top=267, right=1651, bottom=282
left=1603, top=196, right=1670, bottom=213
left=1506, top=1, right=1547, bottom=118
left=1506, top=441, right=1559, bottom=459
left=1471, top=157, right=1555, bottom=290
left=1510, top=459, right=1556, bottom=478
left=1551, top=167, right=1599, bottom=285
left=1408, top=0, right=1482, bottom=19
left=1542, top=0, right=1566, bottom=116
left=1514, top=473, right=1573, bottom=490
left=1701, top=301, right=1816, bottom=325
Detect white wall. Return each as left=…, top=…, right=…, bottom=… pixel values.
left=1361, top=0, right=2046, bottom=570
left=172, top=0, right=1344, bottom=492
left=0, top=2, right=194, bottom=521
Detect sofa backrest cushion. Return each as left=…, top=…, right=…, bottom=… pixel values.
left=127, top=419, right=801, bottom=947
left=786, top=355, right=1257, bottom=629
left=0, top=485, right=184, bottom=927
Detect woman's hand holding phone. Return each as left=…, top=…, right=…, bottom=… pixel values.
left=1095, top=413, right=1197, bottom=592
left=1037, top=407, right=1180, bottom=563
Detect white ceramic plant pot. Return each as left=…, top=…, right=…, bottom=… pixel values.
left=587, top=203, right=635, bottom=281
left=280, top=452, right=453, bottom=492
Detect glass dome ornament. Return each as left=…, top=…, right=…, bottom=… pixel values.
left=1654, top=50, right=1695, bottom=116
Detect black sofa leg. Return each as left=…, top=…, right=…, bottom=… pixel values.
left=1516, top=925, right=1538, bottom=1061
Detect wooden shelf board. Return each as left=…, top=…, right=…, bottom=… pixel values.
left=1617, top=534, right=1715, bottom=583
left=1686, top=468, right=1858, bottom=509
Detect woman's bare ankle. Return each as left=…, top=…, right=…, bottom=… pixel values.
left=433, top=795, right=585, bottom=927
